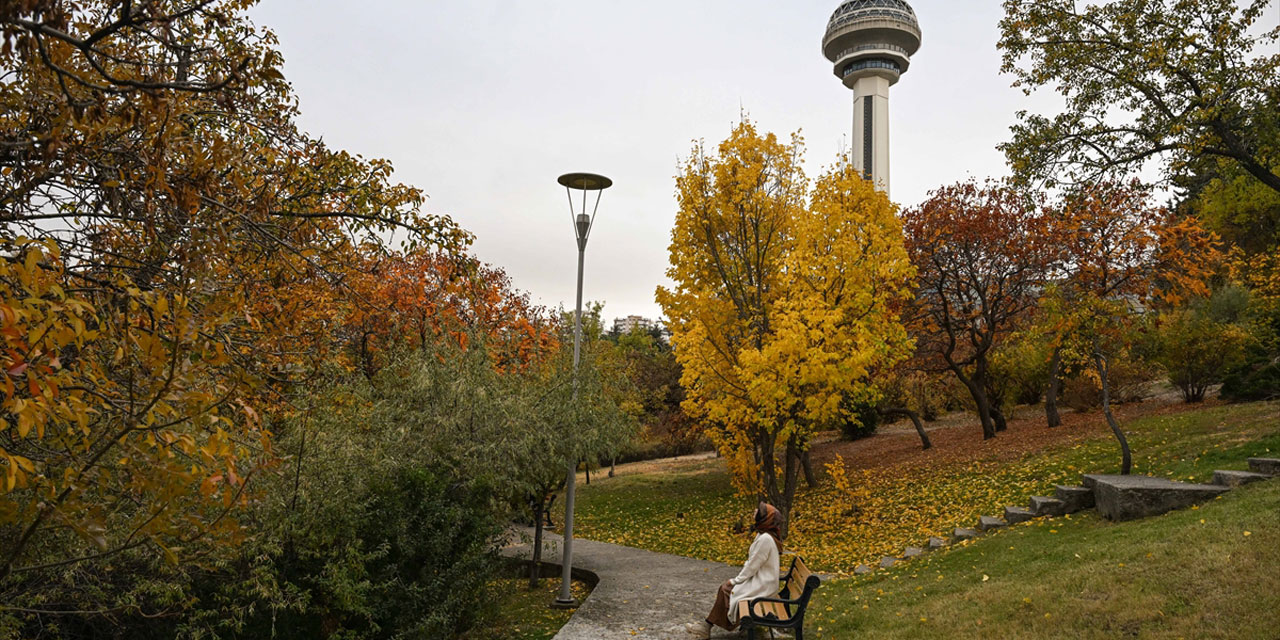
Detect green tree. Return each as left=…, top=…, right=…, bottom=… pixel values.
left=1182, top=159, right=1280, bottom=255
left=1154, top=287, right=1254, bottom=402
left=998, top=0, right=1280, bottom=193
left=611, top=326, right=696, bottom=461
left=183, top=333, right=634, bottom=638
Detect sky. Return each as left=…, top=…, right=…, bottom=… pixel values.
left=248, top=0, right=1064, bottom=323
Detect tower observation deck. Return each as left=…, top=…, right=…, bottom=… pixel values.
left=822, top=0, right=921, bottom=196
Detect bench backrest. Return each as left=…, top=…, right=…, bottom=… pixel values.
left=782, top=556, right=821, bottom=608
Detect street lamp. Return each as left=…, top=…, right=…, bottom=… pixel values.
left=553, top=171, right=612, bottom=608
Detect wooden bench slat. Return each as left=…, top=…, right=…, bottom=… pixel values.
left=785, top=557, right=813, bottom=600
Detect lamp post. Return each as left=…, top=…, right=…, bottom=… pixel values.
left=553, top=171, right=612, bottom=608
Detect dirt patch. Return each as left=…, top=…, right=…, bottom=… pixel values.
left=810, top=395, right=1224, bottom=475
left=579, top=450, right=719, bottom=482
left=588, top=392, right=1226, bottom=484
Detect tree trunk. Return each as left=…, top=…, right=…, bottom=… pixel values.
left=609, top=456, right=616, bottom=478
left=950, top=359, right=998, bottom=439
left=1045, top=346, right=1063, bottom=428
left=289, top=413, right=309, bottom=513
left=882, top=407, right=931, bottom=450
left=801, top=450, right=819, bottom=488
left=1094, top=348, right=1132, bottom=475
left=991, top=406, right=1008, bottom=432
left=780, top=438, right=801, bottom=540
left=1182, top=378, right=1206, bottom=403
left=958, top=373, right=998, bottom=439
left=529, top=495, right=545, bottom=589
left=583, top=460, right=590, bottom=486
left=760, top=432, right=802, bottom=540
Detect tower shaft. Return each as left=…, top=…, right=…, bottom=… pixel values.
left=822, top=0, right=920, bottom=199
left=850, top=75, right=891, bottom=195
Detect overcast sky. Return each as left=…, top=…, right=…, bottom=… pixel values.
left=248, top=1, right=1063, bottom=322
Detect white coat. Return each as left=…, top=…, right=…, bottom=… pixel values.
left=727, top=531, right=781, bottom=623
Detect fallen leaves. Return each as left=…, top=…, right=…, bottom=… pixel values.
left=572, top=401, right=1280, bottom=576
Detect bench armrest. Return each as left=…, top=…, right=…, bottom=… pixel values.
left=745, top=595, right=801, bottom=619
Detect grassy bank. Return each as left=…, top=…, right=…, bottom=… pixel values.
left=807, top=480, right=1280, bottom=639
left=572, top=401, right=1280, bottom=573
left=460, top=577, right=590, bottom=640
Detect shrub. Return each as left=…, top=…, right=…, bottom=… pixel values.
left=614, top=436, right=714, bottom=465
left=178, top=381, right=508, bottom=640
left=1154, top=309, right=1253, bottom=402
left=839, top=401, right=881, bottom=441
left=1220, top=346, right=1280, bottom=402
left=989, top=334, right=1052, bottom=408
left=1061, top=354, right=1160, bottom=412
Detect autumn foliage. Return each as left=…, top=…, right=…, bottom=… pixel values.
left=902, top=181, right=1055, bottom=439
left=658, top=122, right=914, bottom=530
left=0, top=1, right=564, bottom=631
left=1044, top=182, right=1220, bottom=473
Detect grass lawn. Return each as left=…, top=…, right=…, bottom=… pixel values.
left=572, top=400, right=1280, bottom=574
left=460, top=576, right=590, bottom=640
left=806, top=479, right=1280, bottom=639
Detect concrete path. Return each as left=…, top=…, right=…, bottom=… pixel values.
left=503, top=527, right=744, bottom=640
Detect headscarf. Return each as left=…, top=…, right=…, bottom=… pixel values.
left=754, top=502, right=784, bottom=554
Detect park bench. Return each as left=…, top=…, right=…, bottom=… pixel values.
left=737, top=555, right=821, bottom=640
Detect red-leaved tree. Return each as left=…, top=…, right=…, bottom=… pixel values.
left=902, top=180, right=1057, bottom=439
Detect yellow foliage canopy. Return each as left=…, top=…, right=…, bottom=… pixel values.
left=657, top=121, right=913, bottom=513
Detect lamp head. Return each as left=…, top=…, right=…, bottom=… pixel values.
left=559, top=172, right=612, bottom=247
left=558, top=172, right=613, bottom=191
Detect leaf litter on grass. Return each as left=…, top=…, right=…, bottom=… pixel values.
left=572, top=401, right=1280, bottom=575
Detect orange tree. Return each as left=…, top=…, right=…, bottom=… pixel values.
left=658, top=122, right=914, bottom=532
left=901, top=180, right=1057, bottom=439
left=339, top=248, right=558, bottom=378
left=1047, top=182, right=1219, bottom=473
left=0, top=0, right=467, bottom=624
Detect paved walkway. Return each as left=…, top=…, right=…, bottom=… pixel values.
left=502, top=527, right=744, bottom=639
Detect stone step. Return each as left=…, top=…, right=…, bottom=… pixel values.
left=952, top=527, right=980, bottom=542
left=926, top=536, right=949, bottom=550
left=1213, top=469, right=1273, bottom=487
left=1055, top=485, right=1096, bottom=513
left=902, top=546, right=924, bottom=559
left=1248, top=458, right=1280, bottom=476
left=854, top=564, right=873, bottom=575
left=879, top=556, right=897, bottom=569
left=978, top=515, right=1008, bottom=532
left=1004, top=506, right=1035, bottom=524
left=1029, top=495, right=1067, bottom=517
left=1085, top=474, right=1230, bottom=522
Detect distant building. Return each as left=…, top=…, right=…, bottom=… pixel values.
left=612, top=316, right=673, bottom=343
left=613, top=315, right=654, bottom=335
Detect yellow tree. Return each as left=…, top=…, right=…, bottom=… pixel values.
left=658, top=122, right=914, bottom=530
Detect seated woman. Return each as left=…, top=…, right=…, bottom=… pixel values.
left=687, top=502, right=784, bottom=639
